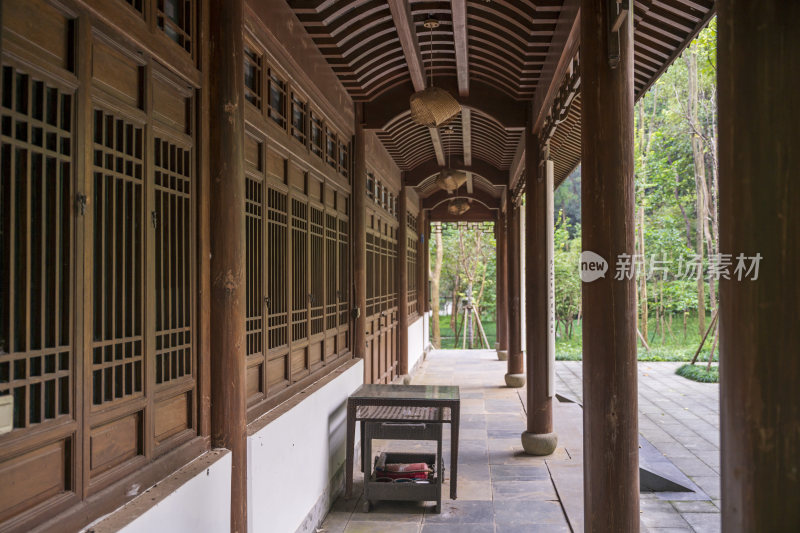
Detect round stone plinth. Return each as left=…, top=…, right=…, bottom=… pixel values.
left=504, top=373, right=525, bottom=388
left=497, top=350, right=508, bottom=361
left=402, top=374, right=412, bottom=385
left=521, top=431, right=558, bottom=456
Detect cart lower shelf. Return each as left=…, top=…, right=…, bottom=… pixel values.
left=363, top=452, right=442, bottom=513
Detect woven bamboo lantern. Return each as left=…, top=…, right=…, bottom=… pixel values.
left=410, top=87, right=461, bottom=128
left=447, top=198, right=471, bottom=216
left=435, top=169, right=468, bottom=192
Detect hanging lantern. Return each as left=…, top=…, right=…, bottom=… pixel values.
left=409, top=18, right=462, bottom=128
left=434, top=169, right=468, bottom=192
left=447, top=198, right=471, bottom=216
left=410, top=87, right=461, bottom=128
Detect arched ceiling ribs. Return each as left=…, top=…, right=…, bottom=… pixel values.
left=404, top=157, right=508, bottom=188
left=422, top=188, right=500, bottom=210
left=361, top=80, right=525, bottom=131
left=427, top=201, right=498, bottom=223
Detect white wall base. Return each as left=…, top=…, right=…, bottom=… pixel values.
left=86, top=450, right=232, bottom=533
left=247, top=360, right=364, bottom=533
left=408, top=316, right=425, bottom=374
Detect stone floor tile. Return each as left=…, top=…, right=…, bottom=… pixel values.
left=424, top=500, right=495, bottom=524
left=681, top=512, right=721, bottom=533
left=344, top=521, right=421, bottom=533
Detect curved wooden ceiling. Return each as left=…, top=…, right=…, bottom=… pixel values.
left=289, top=0, right=715, bottom=204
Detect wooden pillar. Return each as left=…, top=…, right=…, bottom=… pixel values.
left=522, top=125, right=557, bottom=455
left=718, top=2, right=800, bottom=530
left=496, top=208, right=509, bottom=357
left=581, top=1, right=638, bottom=530
left=208, top=0, right=247, bottom=530
left=424, top=215, right=431, bottom=313
left=353, top=104, right=367, bottom=362
left=397, top=186, right=409, bottom=376
left=506, top=192, right=525, bottom=387
left=417, top=206, right=425, bottom=315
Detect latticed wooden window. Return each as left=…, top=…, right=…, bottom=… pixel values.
left=407, top=235, right=418, bottom=316
left=291, top=94, right=306, bottom=144
left=124, top=0, right=144, bottom=14
left=291, top=198, right=308, bottom=342
left=266, top=188, right=288, bottom=351
left=325, top=213, right=338, bottom=332
left=245, top=175, right=264, bottom=401
left=366, top=232, right=376, bottom=317
left=325, top=128, right=337, bottom=169
left=157, top=0, right=193, bottom=54
left=338, top=217, right=349, bottom=329
left=153, top=137, right=193, bottom=388
left=91, top=108, right=145, bottom=407
left=0, top=66, right=73, bottom=431
left=309, top=206, right=324, bottom=337
left=310, top=112, right=322, bottom=157
left=268, top=69, right=287, bottom=128
left=338, top=140, right=348, bottom=179
left=244, top=46, right=262, bottom=109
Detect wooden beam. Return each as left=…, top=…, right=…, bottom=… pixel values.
left=531, top=0, right=580, bottom=134
left=451, top=0, right=470, bottom=97
left=581, top=0, right=639, bottom=530
left=462, top=108, right=472, bottom=166
left=208, top=0, right=247, bottom=529
left=386, top=0, right=446, bottom=165
left=466, top=173, right=473, bottom=194
left=405, top=157, right=508, bottom=187
left=718, top=2, right=800, bottom=531
left=387, top=0, right=426, bottom=92
left=430, top=126, right=446, bottom=166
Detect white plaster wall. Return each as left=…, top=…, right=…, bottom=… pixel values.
left=113, top=451, right=232, bottom=533
left=408, top=316, right=425, bottom=372
left=247, top=360, right=364, bottom=533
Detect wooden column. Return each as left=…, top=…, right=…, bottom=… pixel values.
left=522, top=126, right=557, bottom=455
left=581, top=1, right=638, bottom=530
left=208, top=0, right=247, bottom=530
left=718, top=2, right=800, bottom=531
left=496, top=208, right=509, bottom=357
left=417, top=206, right=426, bottom=315
left=353, top=104, right=367, bottom=362
left=397, top=186, right=409, bottom=376
left=506, top=192, right=525, bottom=387
left=424, top=215, right=431, bottom=313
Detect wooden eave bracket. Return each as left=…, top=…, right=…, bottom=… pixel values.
left=608, top=0, right=631, bottom=68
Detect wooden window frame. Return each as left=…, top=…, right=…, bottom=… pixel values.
left=267, top=68, right=287, bottom=129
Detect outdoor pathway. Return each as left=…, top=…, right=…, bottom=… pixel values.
left=319, top=350, right=720, bottom=533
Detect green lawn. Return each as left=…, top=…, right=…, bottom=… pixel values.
left=555, top=313, right=719, bottom=362
left=429, top=312, right=719, bottom=363
left=430, top=314, right=497, bottom=350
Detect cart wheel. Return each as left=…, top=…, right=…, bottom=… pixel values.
left=362, top=500, right=372, bottom=513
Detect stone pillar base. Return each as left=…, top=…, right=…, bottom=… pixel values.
left=402, top=374, right=412, bottom=385
left=496, top=350, right=508, bottom=361
left=521, top=431, right=558, bottom=456
left=504, top=373, right=525, bottom=388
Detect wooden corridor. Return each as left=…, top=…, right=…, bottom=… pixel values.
left=0, top=0, right=798, bottom=532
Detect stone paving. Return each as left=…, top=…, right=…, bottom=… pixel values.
left=319, top=351, right=720, bottom=532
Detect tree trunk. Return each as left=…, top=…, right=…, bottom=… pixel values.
left=430, top=224, right=444, bottom=348
left=688, top=47, right=708, bottom=336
